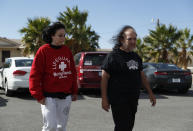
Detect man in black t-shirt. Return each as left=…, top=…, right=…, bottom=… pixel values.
left=101, top=25, right=156, bottom=131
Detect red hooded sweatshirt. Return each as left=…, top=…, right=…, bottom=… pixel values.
left=29, top=44, right=78, bottom=101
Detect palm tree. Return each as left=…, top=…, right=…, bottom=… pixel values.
left=144, top=24, right=182, bottom=63
left=19, top=17, right=51, bottom=56
left=57, top=6, right=99, bottom=54
left=176, top=28, right=193, bottom=69
left=135, top=38, right=151, bottom=62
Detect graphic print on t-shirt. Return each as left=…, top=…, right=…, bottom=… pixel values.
left=126, top=60, right=139, bottom=70
left=52, top=56, right=72, bottom=79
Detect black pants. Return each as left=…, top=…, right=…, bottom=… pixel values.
left=111, top=99, right=138, bottom=131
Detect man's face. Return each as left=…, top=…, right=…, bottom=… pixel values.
left=121, top=29, right=137, bottom=51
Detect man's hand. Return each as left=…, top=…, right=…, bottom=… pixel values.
left=149, top=93, right=156, bottom=106
left=102, top=98, right=110, bottom=112
left=38, top=98, right=45, bottom=105
left=141, top=71, right=156, bottom=107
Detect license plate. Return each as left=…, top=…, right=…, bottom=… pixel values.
left=98, top=72, right=102, bottom=76
left=172, top=78, right=181, bottom=83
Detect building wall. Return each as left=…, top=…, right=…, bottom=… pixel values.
left=10, top=48, right=23, bottom=57
left=0, top=48, right=23, bottom=66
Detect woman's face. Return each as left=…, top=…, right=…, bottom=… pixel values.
left=51, top=28, right=65, bottom=46
left=121, top=29, right=137, bottom=52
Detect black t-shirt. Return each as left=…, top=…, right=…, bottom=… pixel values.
left=101, top=48, right=143, bottom=104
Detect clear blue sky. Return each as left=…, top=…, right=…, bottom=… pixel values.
left=0, top=0, right=193, bottom=49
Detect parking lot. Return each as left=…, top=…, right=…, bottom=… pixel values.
left=0, top=88, right=193, bottom=131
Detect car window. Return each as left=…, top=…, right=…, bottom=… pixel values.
left=149, top=63, right=157, bottom=68
left=15, top=59, right=33, bottom=67
left=157, top=64, right=180, bottom=70
left=74, top=53, right=81, bottom=65
left=143, top=64, right=148, bottom=69
left=84, top=54, right=107, bottom=66
left=149, top=64, right=156, bottom=69
left=4, top=59, right=12, bottom=68
left=143, top=64, right=155, bottom=69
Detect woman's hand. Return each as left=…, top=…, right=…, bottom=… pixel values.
left=72, top=94, right=77, bottom=101
left=38, top=98, right=45, bottom=105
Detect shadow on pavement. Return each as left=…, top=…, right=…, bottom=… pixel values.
left=14, top=92, right=35, bottom=100
left=7, top=88, right=191, bottom=101
left=80, top=89, right=169, bottom=99
left=154, top=89, right=193, bottom=97
left=79, top=89, right=101, bottom=98
left=80, top=89, right=175, bottom=99
left=139, top=91, right=168, bottom=99
left=0, top=96, right=8, bottom=107
left=15, top=91, right=86, bottom=101
left=77, top=95, right=86, bottom=100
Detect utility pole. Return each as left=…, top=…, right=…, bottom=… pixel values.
left=156, top=18, right=160, bottom=27
left=151, top=18, right=160, bottom=27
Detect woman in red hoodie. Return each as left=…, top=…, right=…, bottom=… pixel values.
left=29, top=22, right=78, bottom=131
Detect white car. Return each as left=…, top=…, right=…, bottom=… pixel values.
left=0, top=57, right=33, bottom=96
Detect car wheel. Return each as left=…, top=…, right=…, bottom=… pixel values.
left=178, top=87, right=189, bottom=94
left=4, top=81, right=13, bottom=96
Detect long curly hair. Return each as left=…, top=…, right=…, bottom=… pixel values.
left=112, top=25, right=137, bottom=50
left=42, top=22, right=65, bottom=44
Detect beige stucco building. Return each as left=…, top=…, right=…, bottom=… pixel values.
left=0, top=37, right=24, bottom=66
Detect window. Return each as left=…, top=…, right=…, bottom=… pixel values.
left=157, top=63, right=180, bottom=70
left=84, top=54, right=107, bottom=66
left=15, top=59, right=33, bottom=67
left=2, top=51, right=10, bottom=63
left=143, top=64, right=148, bottom=69
left=143, top=63, right=156, bottom=70
left=4, top=59, right=12, bottom=68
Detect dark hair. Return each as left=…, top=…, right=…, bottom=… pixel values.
left=42, top=22, right=65, bottom=44
left=112, top=25, right=137, bottom=50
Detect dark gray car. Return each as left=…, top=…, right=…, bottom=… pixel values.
left=143, top=62, right=192, bottom=93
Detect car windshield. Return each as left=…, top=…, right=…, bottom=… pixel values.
left=155, top=63, right=180, bottom=70
left=84, top=54, right=107, bottom=66
left=15, top=59, right=33, bottom=67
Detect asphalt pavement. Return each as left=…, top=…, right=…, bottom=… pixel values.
left=0, top=88, right=193, bottom=131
